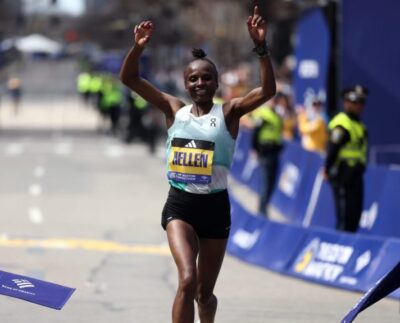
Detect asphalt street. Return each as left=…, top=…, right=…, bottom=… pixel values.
left=0, top=98, right=398, bottom=323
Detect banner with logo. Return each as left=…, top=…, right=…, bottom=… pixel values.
left=228, top=195, right=307, bottom=272
left=309, top=165, right=400, bottom=236
left=0, top=271, right=75, bottom=310
left=228, top=194, right=400, bottom=298
left=231, top=129, right=400, bottom=235
left=359, top=167, right=400, bottom=237
left=287, top=230, right=385, bottom=291
left=231, top=129, right=261, bottom=192
left=293, top=8, right=331, bottom=107
left=229, top=130, right=400, bottom=299
left=271, top=142, right=323, bottom=223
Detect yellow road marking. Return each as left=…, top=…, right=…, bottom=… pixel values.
left=0, top=237, right=171, bottom=256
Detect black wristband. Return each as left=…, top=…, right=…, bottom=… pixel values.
left=253, top=42, right=270, bottom=57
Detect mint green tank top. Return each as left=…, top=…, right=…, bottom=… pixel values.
left=166, top=104, right=236, bottom=194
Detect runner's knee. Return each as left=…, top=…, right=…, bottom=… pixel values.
left=178, top=272, right=197, bottom=297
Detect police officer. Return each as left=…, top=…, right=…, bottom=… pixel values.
left=76, top=71, right=92, bottom=106
left=323, top=85, right=369, bottom=232
left=252, top=102, right=283, bottom=215
left=125, top=92, right=148, bottom=142
left=99, top=76, right=123, bottom=135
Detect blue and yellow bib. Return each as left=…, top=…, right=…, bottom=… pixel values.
left=166, top=104, right=235, bottom=194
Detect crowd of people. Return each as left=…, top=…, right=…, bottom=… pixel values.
left=76, top=70, right=163, bottom=154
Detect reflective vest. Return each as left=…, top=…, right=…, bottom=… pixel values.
left=89, top=75, right=103, bottom=94
left=77, top=73, right=91, bottom=93
left=328, top=112, right=367, bottom=166
left=131, top=93, right=148, bottom=110
left=256, top=106, right=282, bottom=145
left=100, top=81, right=122, bottom=109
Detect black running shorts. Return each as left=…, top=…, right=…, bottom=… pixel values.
left=161, top=186, right=231, bottom=239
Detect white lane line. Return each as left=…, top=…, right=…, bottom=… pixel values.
left=4, top=143, right=25, bottom=156
left=54, top=142, right=72, bottom=155
left=28, top=207, right=44, bottom=224
left=104, top=145, right=125, bottom=158
left=33, top=166, right=46, bottom=178
left=29, top=184, right=42, bottom=197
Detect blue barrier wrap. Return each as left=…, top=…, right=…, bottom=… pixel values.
left=229, top=131, right=400, bottom=298
left=287, top=230, right=385, bottom=291
left=232, top=128, right=400, bottom=238
left=229, top=195, right=307, bottom=272
left=0, top=271, right=75, bottom=310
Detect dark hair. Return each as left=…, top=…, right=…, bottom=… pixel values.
left=192, top=48, right=207, bottom=59
left=188, top=48, right=218, bottom=79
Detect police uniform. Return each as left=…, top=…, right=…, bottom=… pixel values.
left=251, top=105, right=283, bottom=215
left=325, top=85, right=368, bottom=232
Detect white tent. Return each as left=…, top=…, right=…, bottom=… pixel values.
left=15, top=34, right=62, bottom=55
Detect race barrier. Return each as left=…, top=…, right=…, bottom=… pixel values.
left=228, top=194, right=400, bottom=299
left=228, top=128, right=400, bottom=298
left=231, top=129, right=400, bottom=238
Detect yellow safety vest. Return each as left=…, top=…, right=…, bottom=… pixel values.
left=101, top=82, right=122, bottom=109
left=131, top=93, right=148, bottom=110
left=89, top=75, right=103, bottom=94
left=77, top=73, right=91, bottom=93
left=256, top=106, right=283, bottom=145
left=328, top=112, right=367, bottom=166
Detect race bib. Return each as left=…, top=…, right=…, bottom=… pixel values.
left=168, top=138, right=215, bottom=184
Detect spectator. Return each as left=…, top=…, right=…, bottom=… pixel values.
left=274, top=92, right=296, bottom=140
left=297, top=97, right=328, bottom=154
left=7, top=77, right=22, bottom=115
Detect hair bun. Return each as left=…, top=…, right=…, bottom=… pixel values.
left=192, top=48, right=207, bottom=59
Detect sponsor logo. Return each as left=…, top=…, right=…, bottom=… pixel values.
left=299, top=60, right=319, bottom=78
left=13, top=279, right=35, bottom=289
left=354, top=251, right=371, bottom=274
left=294, top=238, right=357, bottom=283
left=338, top=276, right=358, bottom=286
left=1, top=278, right=36, bottom=296
left=359, top=202, right=378, bottom=230
left=231, top=229, right=261, bottom=250
left=210, top=118, right=217, bottom=127
left=185, top=140, right=197, bottom=148
left=278, top=163, right=300, bottom=198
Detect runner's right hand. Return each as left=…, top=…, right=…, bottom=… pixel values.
left=134, top=21, right=153, bottom=47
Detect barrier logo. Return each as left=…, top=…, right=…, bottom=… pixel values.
left=354, top=251, right=371, bottom=274
left=232, top=229, right=261, bottom=250
left=13, top=279, right=35, bottom=289
left=293, top=237, right=354, bottom=283
left=299, top=60, right=319, bottom=79
left=359, top=202, right=379, bottom=230
left=278, top=163, right=300, bottom=198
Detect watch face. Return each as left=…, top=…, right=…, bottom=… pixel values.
left=254, top=44, right=268, bottom=56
